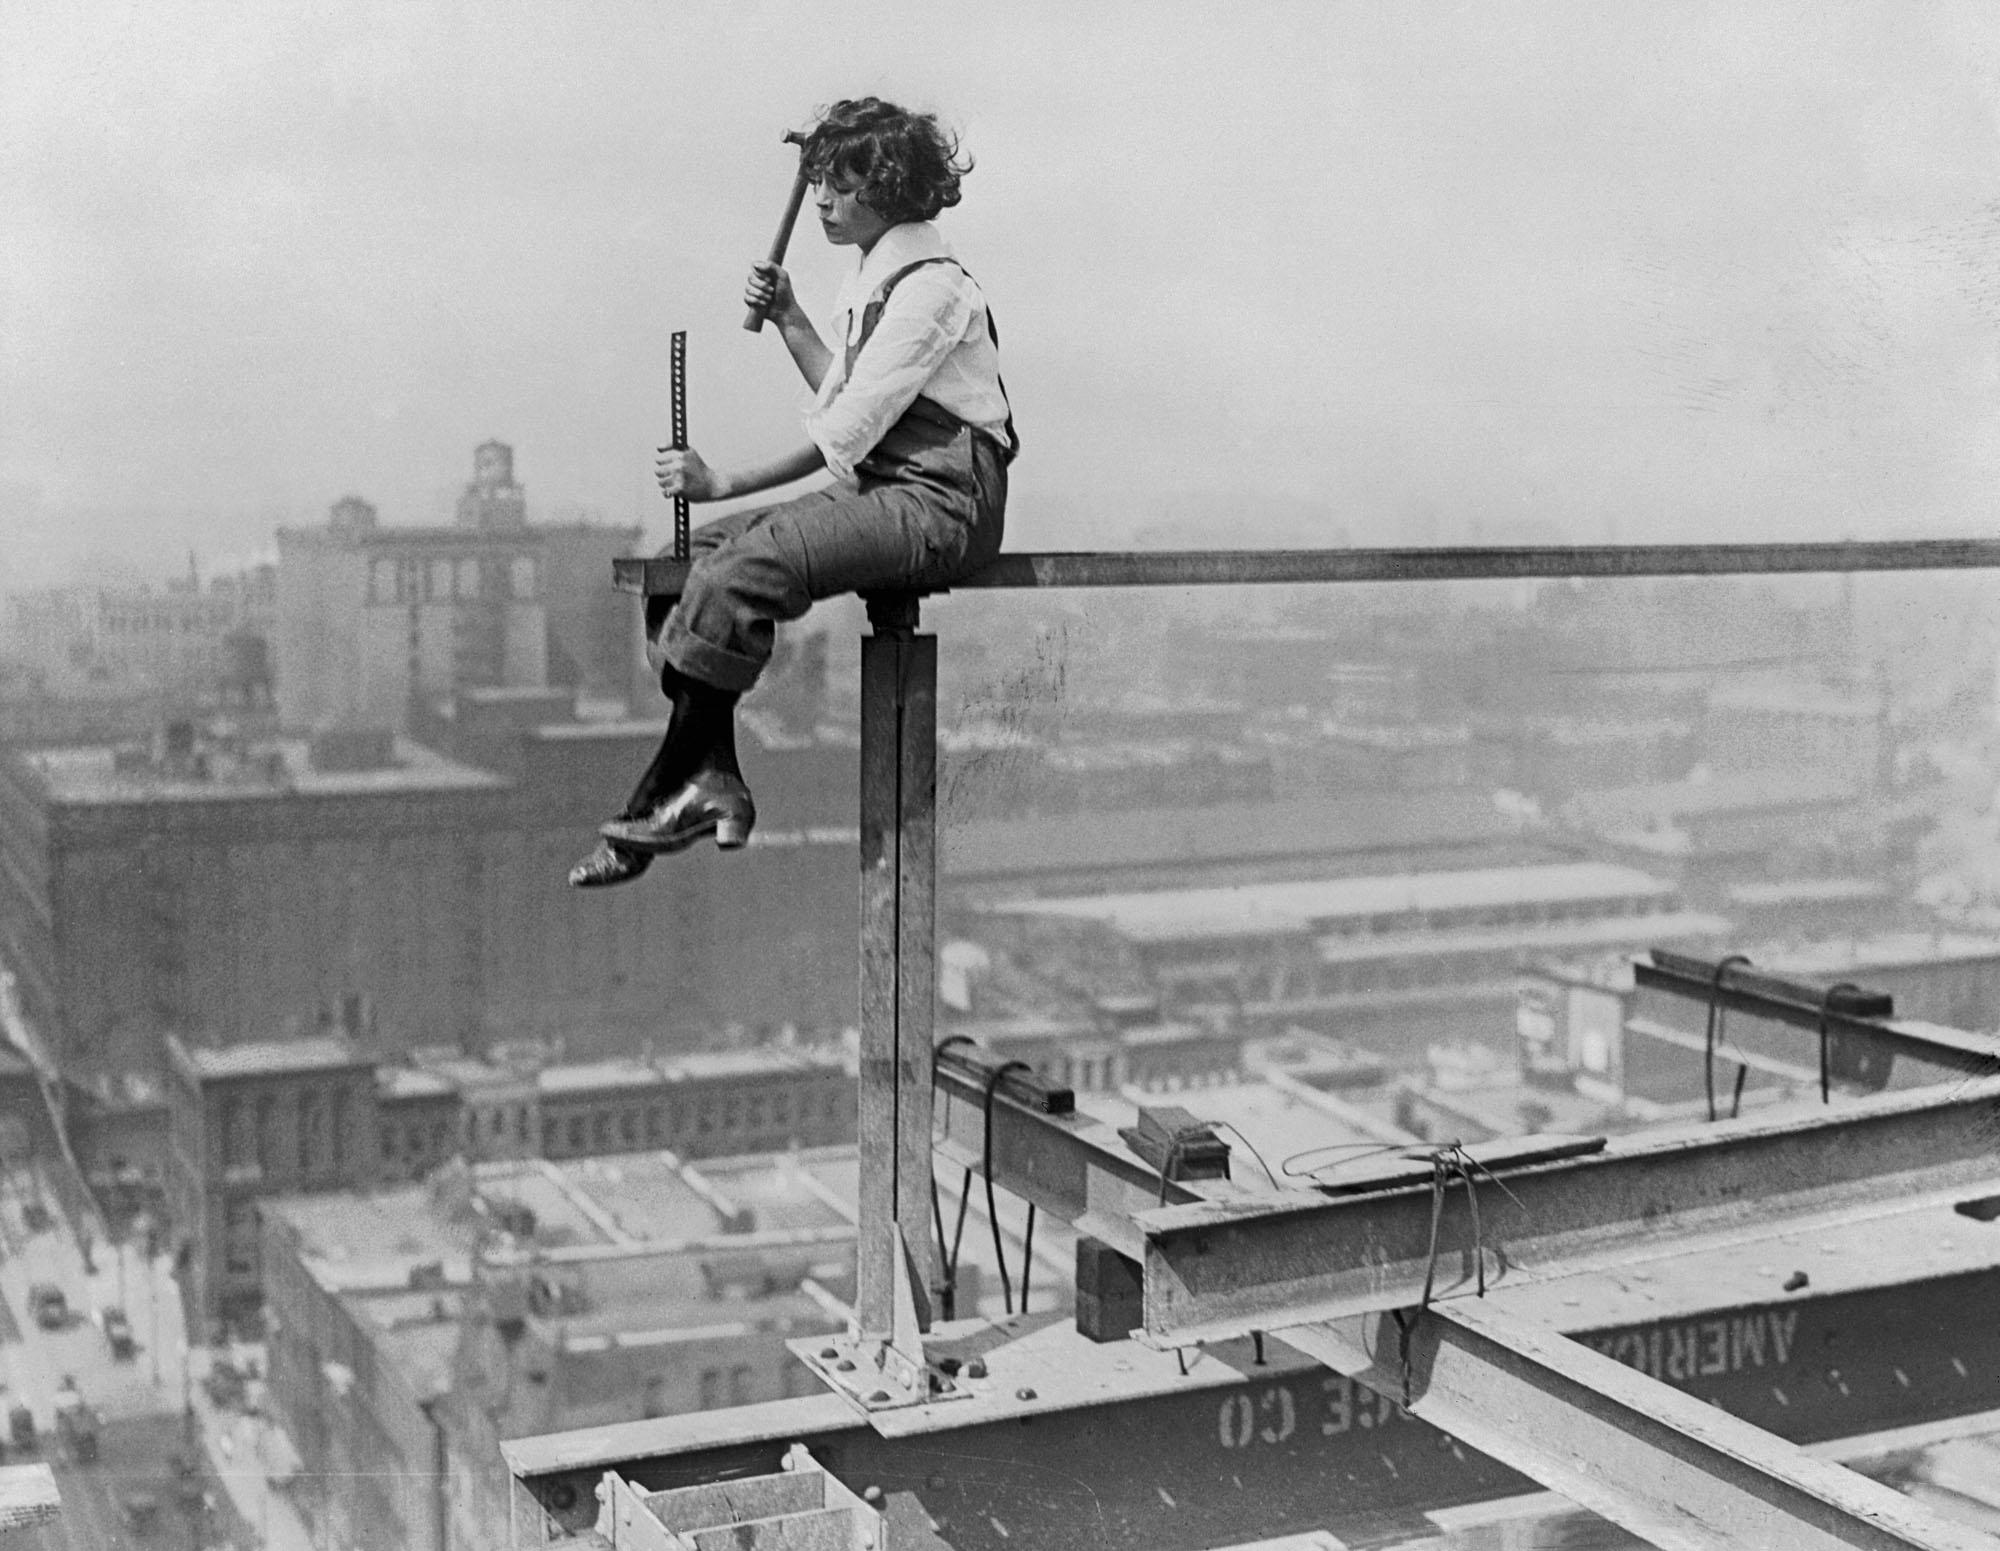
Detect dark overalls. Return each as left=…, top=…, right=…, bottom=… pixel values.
left=648, top=260, right=1015, bottom=693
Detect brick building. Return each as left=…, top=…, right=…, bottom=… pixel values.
left=165, top=1034, right=856, bottom=1330
left=0, top=730, right=510, bottom=1079
left=260, top=1148, right=859, bottom=1551
left=0, top=706, right=860, bottom=1083
left=166, top=1035, right=381, bottom=1331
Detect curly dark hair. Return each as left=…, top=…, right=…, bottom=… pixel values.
left=799, top=97, right=971, bottom=226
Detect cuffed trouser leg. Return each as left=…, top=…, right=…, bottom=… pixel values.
left=646, top=422, right=1007, bottom=694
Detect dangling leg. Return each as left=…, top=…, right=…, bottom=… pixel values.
left=596, top=676, right=755, bottom=854
left=566, top=667, right=747, bottom=884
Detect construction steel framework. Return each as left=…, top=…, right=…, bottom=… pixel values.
left=509, top=540, right=2000, bottom=1551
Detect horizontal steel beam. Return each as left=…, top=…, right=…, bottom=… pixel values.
left=1137, top=1075, right=2000, bottom=1346
left=615, top=537, right=2000, bottom=596
left=1637, top=951, right=2000, bottom=1079
left=507, top=1257, right=2000, bottom=1551
left=1281, top=1302, right=1996, bottom=1551
left=931, top=1043, right=1218, bottom=1260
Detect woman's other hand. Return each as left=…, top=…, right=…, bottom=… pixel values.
left=655, top=446, right=724, bottom=502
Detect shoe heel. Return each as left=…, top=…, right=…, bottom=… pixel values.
left=715, top=816, right=750, bottom=850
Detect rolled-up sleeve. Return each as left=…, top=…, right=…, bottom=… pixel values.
left=805, top=269, right=976, bottom=479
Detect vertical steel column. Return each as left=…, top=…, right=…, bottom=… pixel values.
left=856, top=593, right=939, bottom=1337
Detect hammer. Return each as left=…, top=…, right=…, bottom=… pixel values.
left=742, top=130, right=812, bottom=332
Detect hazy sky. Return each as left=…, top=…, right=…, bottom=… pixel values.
left=6, top=1, right=2000, bottom=586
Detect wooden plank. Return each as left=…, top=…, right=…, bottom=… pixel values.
left=856, top=633, right=901, bottom=1339
left=615, top=537, right=2000, bottom=596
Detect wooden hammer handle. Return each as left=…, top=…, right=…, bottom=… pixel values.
left=742, top=133, right=812, bottom=332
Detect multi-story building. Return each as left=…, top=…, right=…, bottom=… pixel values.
left=1560, top=769, right=1886, bottom=903
left=1700, top=675, right=1888, bottom=793
left=260, top=1147, right=859, bottom=1551
left=166, top=1034, right=382, bottom=1332
left=0, top=703, right=861, bottom=1082
left=0, top=727, right=510, bottom=1079
left=165, top=1033, right=857, bottom=1331
left=273, top=443, right=643, bottom=731
left=5, top=559, right=278, bottom=707
left=973, top=861, right=1731, bottom=1066
left=940, top=790, right=1558, bottom=907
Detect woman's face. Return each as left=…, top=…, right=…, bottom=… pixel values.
left=815, top=177, right=892, bottom=253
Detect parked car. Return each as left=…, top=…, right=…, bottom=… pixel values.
left=203, top=1360, right=246, bottom=1410
left=20, top=1202, right=51, bottom=1234
left=27, top=1284, right=65, bottom=1330
left=101, top=1306, right=135, bottom=1360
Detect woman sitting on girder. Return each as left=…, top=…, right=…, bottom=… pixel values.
left=569, top=96, right=1017, bottom=888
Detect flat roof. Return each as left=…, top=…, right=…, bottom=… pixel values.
left=262, top=1186, right=482, bottom=1291
left=536, top=1049, right=834, bottom=1096
left=180, top=1035, right=368, bottom=1081
left=378, top=1067, right=457, bottom=1100
left=25, top=736, right=505, bottom=804
left=985, top=862, right=1677, bottom=944
left=942, top=792, right=1517, bottom=883
left=1314, top=910, right=1731, bottom=964
left=1708, top=676, right=1880, bottom=719
left=1564, top=769, right=1862, bottom=829
left=1726, top=878, right=1894, bottom=906
left=1758, top=933, right=2000, bottom=976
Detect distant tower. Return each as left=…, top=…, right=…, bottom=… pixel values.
left=328, top=496, right=379, bottom=537
left=456, top=441, right=528, bottom=531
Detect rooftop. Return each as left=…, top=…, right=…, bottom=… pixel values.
left=178, top=1035, right=369, bottom=1082
left=983, top=861, right=1677, bottom=944
left=1757, top=932, right=2000, bottom=976
left=24, top=736, right=505, bottom=804
left=1708, top=675, right=1882, bottom=719
left=534, top=1049, right=838, bottom=1096
left=378, top=1066, right=458, bottom=1101
left=1562, top=769, right=1863, bottom=831
left=941, top=792, right=1523, bottom=884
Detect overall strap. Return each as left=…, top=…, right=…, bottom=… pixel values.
left=845, top=257, right=1019, bottom=463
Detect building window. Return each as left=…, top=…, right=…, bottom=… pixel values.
left=510, top=557, right=537, bottom=598
left=619, top=1111, right=637, bottom=1147
left=223, top=1201, right=257, bottom=1277
left=429, top=558, right=454, bottom=600
left=699, top=1369, right=723, bottom=1410
left=544, top=1118, right=560, bottom=1153
left=644, top=1106, right=662, bottom=1143
left=457, top=558, right=481, bottom=598
left=223, top=1097, right=251, bottom=1168
left=567, top=1116, right=585, bottom=1152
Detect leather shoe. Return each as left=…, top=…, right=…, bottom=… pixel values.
left=597, top=771, right=755, bottom=855
left=566, top=840, right=652, bottom=889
